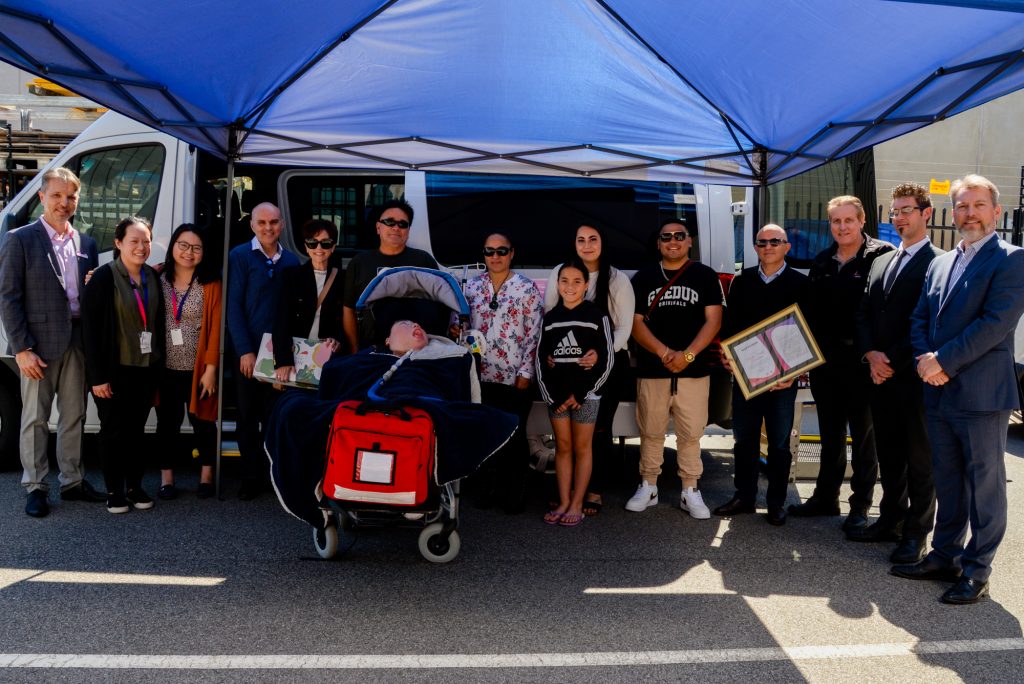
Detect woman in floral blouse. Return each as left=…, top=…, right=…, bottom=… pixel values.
left=465, top=233, right=544, bottom=513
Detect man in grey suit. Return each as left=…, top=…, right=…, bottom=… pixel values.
left=0, top=167, right=102, bottom=517
left=893, top=174, right=1024, bottom=604
left=851, top=182, right=943, bottom=563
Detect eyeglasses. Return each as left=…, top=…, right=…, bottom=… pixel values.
left=379, top=217, right=411, bottom=229
left=482, top=246, right=511, bottom=257
left=659, top=231, right=689, bottom=242
left=265, top=258, right=275, bottom=279
left=888, top=206, right=924, bottom=219
left=304, top=238, right=336, bottom=249
left=175, top=241, right=203, bottom=254
left=754, top=238, right=788, bottom=247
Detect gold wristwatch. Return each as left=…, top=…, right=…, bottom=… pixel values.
left=681, top=350, right=695, bottom=363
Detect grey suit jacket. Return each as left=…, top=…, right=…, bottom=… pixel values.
left=909, top=236, right=1024, bottom=412
left=0, top=219, right=99, bottom=362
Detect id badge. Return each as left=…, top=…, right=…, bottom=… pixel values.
left=139, top=331, right=153, bottom=355
left=170, top=328, right=184, bottom=346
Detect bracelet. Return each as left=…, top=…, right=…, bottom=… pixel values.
left=661, top=349, right=671, bottom=362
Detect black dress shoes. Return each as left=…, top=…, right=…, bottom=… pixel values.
left=25, top=489, right=49, bottom=518
left=766, top=506, right=786, bottom=526
left=889, top=556, right=962, bottom=583
left=890, top=537, right=928, bottom=564
left=846, top=520, right=902, bottom=542
left=60, top=480, right=106, bottom=503
left=713, top=496, right=756, bottom=516
left=787, top=497, right=840, bottom=517
left=841, top=509, right=870, bottom=533
left=941, top=577, right=989, bottom=605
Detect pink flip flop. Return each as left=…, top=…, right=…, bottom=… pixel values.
left=559, top=512, right=585, bottom=527
left=543, top=510, right=564, bottom=525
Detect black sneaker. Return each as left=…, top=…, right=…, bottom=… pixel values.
left=107, top=494, right=130, bottom=514
left=126, top=488, right=155, bottom=510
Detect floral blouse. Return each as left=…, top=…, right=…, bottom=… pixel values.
left=465, top=271, right=544, bottom=386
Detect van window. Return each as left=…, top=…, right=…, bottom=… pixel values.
left=23, top=144, right=166, bottom=252
left=425, top=173, right=699, bottom=269
left=282, top=174, right=404, bottom=257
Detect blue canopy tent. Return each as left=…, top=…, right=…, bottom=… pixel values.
left=2, top=0, right=1023, bottom=490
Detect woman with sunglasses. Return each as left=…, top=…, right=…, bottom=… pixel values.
left=464, top=233, right=544, bottom=512
left=544, top=223, right=634, bottom=516
left=272, top=219, right=345, bottom=382
left=154, top=224, right=221, bottom=500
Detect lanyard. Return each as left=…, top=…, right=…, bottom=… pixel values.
left=130, top=269, right=148, bottom=330
left=170, top=276, right=195, bottom=324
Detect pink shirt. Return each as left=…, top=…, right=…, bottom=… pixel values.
left=40, top=217, right=81, bottom=317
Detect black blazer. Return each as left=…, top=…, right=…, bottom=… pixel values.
left=855, top=241, right=944, bottom=375
left=272, top=261, right=345, bottom=367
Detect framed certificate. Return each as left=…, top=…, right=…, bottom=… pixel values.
left=720, top=303, right=824, bottom=399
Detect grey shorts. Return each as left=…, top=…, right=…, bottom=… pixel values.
left=548, top=398, right=600, bottom=424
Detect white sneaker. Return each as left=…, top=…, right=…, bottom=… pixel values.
left=679, top=487, right=711, bottom=519
left=625, top=480, right=658, bottom=512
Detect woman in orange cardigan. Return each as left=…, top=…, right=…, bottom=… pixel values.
left=155, top=224, right=222, bottom=499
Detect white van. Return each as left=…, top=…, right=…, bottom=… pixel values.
left=0, top=112, right=753, bottom=469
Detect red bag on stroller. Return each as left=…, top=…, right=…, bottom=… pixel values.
left=323, top=400, right=436, bottom=507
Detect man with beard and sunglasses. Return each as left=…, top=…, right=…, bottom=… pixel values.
left=342, top=199, right=437, bottom=352
left=626, top=219, right=724, bottom=519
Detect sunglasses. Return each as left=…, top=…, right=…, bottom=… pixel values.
left=483, top=246, right=511, bottom=257
left=379, top=217, right=411, bottom=229
left=304, top=238, right=336, bottom=249
left=754, top=238, right=788, bottom=247
left=659, top=231, right=689, bottom=242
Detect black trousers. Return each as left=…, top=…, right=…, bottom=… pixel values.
left=589, top=349, right=630, bottom=496
left=95, top=365, right=157, bottom=495
left=808, top=351, right=877, bottom=510
left=155, top=368, right=217, bottom=470
left=731, top=383, right=798, bottom=509
left=479, top=381, right=533, bottom=498
left=868, top=371, right=935, bottom=536
left=234, top=370, right=280, bottom=486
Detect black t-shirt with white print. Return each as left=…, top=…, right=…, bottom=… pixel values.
left=631, top=260, right=725, bottom=379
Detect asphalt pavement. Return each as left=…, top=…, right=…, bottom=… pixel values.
left=2, top=426, right=1024, bottom=683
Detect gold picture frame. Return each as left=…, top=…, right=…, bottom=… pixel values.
left=720, top=303, right=824, bottom=399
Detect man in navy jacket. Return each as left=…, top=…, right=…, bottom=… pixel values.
left=893, top=175, right=1024, bottom=604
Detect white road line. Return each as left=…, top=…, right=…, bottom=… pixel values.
left=2, top=638, right=1022, bottom=669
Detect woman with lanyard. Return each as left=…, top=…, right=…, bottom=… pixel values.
left=464, top=232, right=544, bottom=513
left=154, top=224, right=221, bottom=500
left=544, top=223, right=634, bottom=516
left=83, top=216, right=165, bottom=514
left=272, top=219, right=346, bottom=381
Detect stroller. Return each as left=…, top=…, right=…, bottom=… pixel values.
left=301, top=267, right=514, bottom=563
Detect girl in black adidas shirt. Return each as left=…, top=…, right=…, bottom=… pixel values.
left=535, top=260, right=614, bottom=526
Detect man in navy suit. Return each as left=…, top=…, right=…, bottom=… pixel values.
left=851, top=183, right=943, bottom=563
left=893, top=175, right=1024, bottom=604
left=0, top=167, right=102, bottom=517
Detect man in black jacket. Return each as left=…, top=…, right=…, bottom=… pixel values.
left=850, top=183, right=943, bottom=561
left=789, top=196, right=893, bottom=531
left=713, top=225, right=809, bottom=525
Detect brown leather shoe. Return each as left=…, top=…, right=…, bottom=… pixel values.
left=713, top=496, right=756, bottom=516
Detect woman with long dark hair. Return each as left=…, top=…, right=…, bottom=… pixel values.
left=83, top=216, right=165, bottom=513
left=155, top=224, right=221, bottom=500
left=545, top=223, right=634, bottom=515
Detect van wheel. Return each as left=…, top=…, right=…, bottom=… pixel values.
left=0, top=380, right=21, bottom=471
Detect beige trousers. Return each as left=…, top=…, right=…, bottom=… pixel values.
left=636, top=376, right=709, bottom=488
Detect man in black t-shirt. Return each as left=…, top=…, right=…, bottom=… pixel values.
left=342, top=199, right=438, bottom=351
left=626, top=219, right=724, bottom=519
